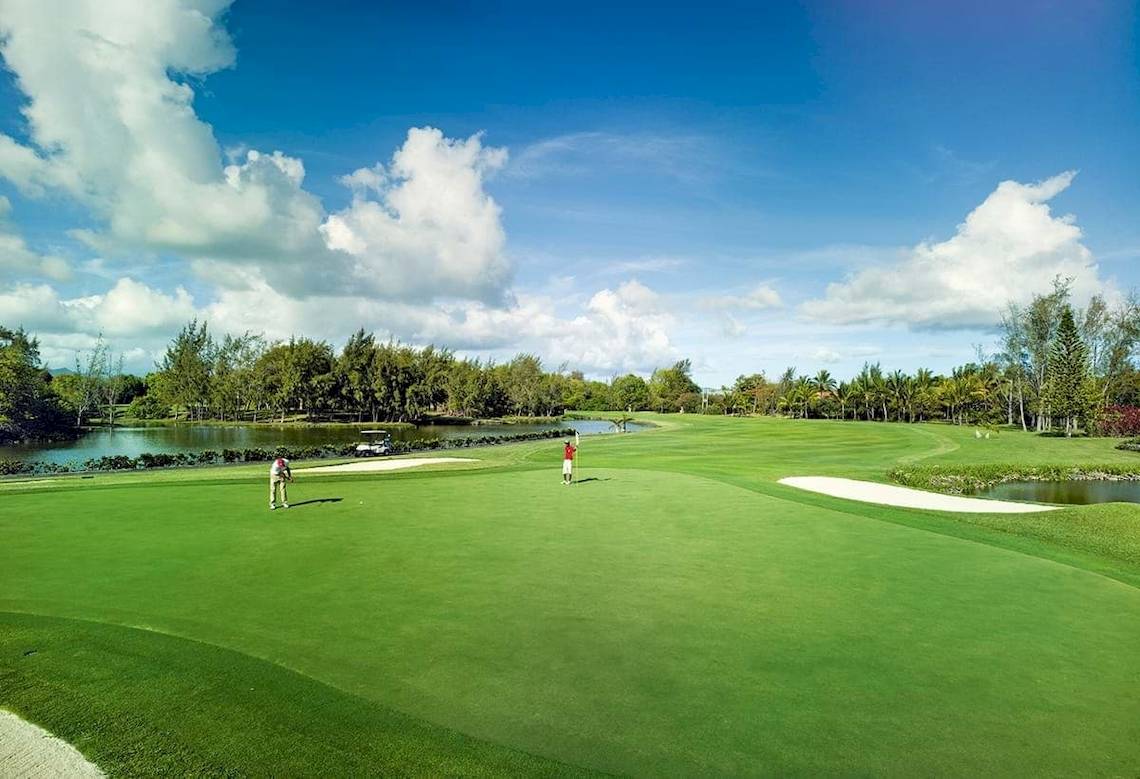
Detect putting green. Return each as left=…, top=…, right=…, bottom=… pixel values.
left=2, top=415, right=1139, bottom=775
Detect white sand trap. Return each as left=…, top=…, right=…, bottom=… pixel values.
left=0, top=709, right=104, bottom=777
left=303, top=457, right=477, bottom=474
left=779, top=476, right=1060, bottom=513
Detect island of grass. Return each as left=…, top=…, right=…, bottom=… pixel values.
left=2, top=414, right=1139, bottom=776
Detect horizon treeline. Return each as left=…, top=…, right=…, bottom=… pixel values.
left=48, top=323, right=702, bottom=425
left=3, top=276, right=1140, bottom=442
left=768, top=279, right=1140, bottom=435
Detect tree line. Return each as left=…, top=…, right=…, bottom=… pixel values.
left=2, top=278, right=1136, bottom=442
left=142, top=323, right=709, bottom=423
left=767, top=280, right=1140, bottom=436
left=31, top=322, right=702, bottom=427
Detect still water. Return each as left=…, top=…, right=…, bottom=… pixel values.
left=975, top=480, right=1140, bottom=505
left=0, top=419, right=643, bottom=466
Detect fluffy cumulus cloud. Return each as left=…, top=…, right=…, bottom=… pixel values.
left=322, top=129, right=511, bottom=303
left=90, top=278, right=198, bottom=335
left=0, top=284, right=70, bottom=333
left=0, top=1, right=683, bottom=374
left=0, top=278, right=196, bottom=337
left=408, top=279, right=675, bottom=373
left=556, top=281, right=674, bottom=371
left=0, top=0, right=312, bottom=255
left=0, top=0, right=513, bottom=302
left=801, top=172, right=1103, bottom=328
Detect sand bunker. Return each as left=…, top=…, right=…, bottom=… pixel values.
left=303, top=457, right=477, bottom=474
left=0, top=709, right=104, bottom=777
left=778, top=476, right=1059, bottom=513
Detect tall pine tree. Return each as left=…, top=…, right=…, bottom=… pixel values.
left=1045, top=305, right=1096, bottom=436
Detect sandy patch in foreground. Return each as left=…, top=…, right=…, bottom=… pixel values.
left=779, top=476, right=1060, bottom=513
left=0, top=709, right=104, bottom=777
left=303, top=457, right=478, bottom=474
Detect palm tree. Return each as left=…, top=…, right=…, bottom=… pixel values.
left=885, top=370, right=912, bottom=422
left=610, top=415, right=635, bottom=432
left=811, top=369, right=837, bottom=395
left=912, top=368, right=935, bottom=421
left=835, top=381, right=850, bottom=420
left=866, top=363, right=886, bottom=421
left=776, top=390, right=796, bottom=417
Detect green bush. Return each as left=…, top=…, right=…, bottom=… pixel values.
left=138, top=453, right=178, bottom=469
left=0, top=459, right=34, bottom=475
left=889, top=463, right=1140, bottom=494
left=127, top=394, right=171, bottom=420
left=82, top=455, right=136, bottom=471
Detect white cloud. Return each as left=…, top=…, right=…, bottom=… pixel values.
left=0, top=277, right=196, bottom=339
left=700, top=283, right=782, bottom=310
left=0, top=3, right=679, bottom=375
left=597, top=256, right=686, bottom=276
left=721, top=315, right=746, bottom=338
left=801, top=171, right=1103, bottom=328
left=92, top=278, right=198, bottom=335
left=0, top=2, right=512, bottom=303
left=506, top=131, right=711, bottom=182
left=0, top=0, right=326, bottom=274
left=321, top=128, right=512, bottom=303
left=558, top=280, right=674, bottom=371
left=0, top=284, right=72, bottom=332
left=804, top=346, right=881, bottom=365
left=0, top=197, right=71, bottom=281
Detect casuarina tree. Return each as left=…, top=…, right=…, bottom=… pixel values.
left=1046, top=305, right=1096, bottom=437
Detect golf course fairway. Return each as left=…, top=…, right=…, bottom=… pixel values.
left=2, top=415, right=1139, bottom=776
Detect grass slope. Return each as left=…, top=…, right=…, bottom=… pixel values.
left=0, top=613, right=590, bottom=777
left=2, top=415, right=1139, bottom=775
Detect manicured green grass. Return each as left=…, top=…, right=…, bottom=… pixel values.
left=2, top=415, right=1139, bottom=775
left=0, top=613, right=589, bottom=777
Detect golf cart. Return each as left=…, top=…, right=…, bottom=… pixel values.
left=354, top=430, right=393, bottom=457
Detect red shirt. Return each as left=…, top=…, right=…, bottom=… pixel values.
left=564, top=444, right=576, bottom=461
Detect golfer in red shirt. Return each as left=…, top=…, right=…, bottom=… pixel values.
left=562, top=440, right=576, bottom=485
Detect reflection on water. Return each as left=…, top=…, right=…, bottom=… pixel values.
left=976, top=480, right=1140, bottom=505
left=0, top=419, right=644, bottom=465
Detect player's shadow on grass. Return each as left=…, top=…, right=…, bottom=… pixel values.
left=574, top=477, right=610, bottom=485
left=288, top=498, right=344, bottom=507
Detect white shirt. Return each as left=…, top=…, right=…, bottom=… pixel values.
left=270, top=458, right=290, bottom=477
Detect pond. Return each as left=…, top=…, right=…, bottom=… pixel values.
left=974, top=480, right=1140, bottom=505
left=0, top=419, right=646, bottom=466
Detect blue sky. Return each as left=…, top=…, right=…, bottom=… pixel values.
left=0, top=0, right=1136, bottom=385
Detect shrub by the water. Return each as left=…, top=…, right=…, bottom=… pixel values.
left=890, top=463, right=1140, bottom=494
left=127, top=394, right=171, bottom=420
left=0, top=459, right=34, bottom=475
left=83, top=455, right=136, bottom=471
left=1116, top=437, right=1140, bottom=453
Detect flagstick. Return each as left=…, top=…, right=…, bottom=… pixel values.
left=574, top=431, right=581, bottom=485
